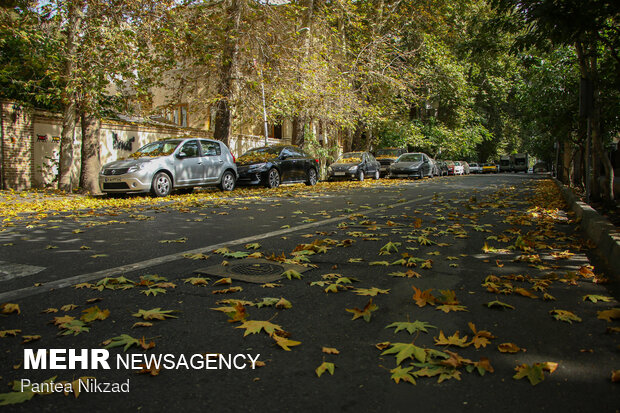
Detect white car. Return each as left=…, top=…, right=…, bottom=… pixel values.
left=469, top=163, right=482, bottom=173
left=453, top=161, right=465, bottom=175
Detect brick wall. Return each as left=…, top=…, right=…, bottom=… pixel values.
left=1, top=101, right=34, bottom=190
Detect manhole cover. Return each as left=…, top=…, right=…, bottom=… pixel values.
left=229, top=263, right=284, bottom=276
left=195, top=258, right=310, bottom=284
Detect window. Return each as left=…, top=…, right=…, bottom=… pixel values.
left=180, top=106, right=188, bottom=127
left=180, top=140, right=199, bottom=158
left=280, top=147, right=294, bottom=158
left=200, top=141, right=221, bottom=156
left=162, top=104, right=189, bottom=127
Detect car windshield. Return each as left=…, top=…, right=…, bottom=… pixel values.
left=130, top=140, right=183, bottom=159
left=336, top=152, right=363, bottom=163
left=397, top=154, right=423, bottom=163
left=237, top=146, right=281, bottom=165
left=376, top=149, right=401, bottom=158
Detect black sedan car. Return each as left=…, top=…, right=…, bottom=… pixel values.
left=389, top=152, right=434, bottom=179
left=327, top=151, right=381, bottom=181
left=236, top=145, right=319, bottom=188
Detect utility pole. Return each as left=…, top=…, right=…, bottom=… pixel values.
left=253, top=55, right=269, bottom=147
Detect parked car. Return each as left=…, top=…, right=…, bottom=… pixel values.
left=469, top=163, right=482, bottom=173
left=436, top=160, right=449, bottom=176
left=461, top=161, right=470, bottom=174
left=453, top=161, right=465, bottom=175
left=374, top=148, right=408, bottom=177
left=327, top=151, right=381, bottom=181
left=236, top=145, right=319, bottom=188
left=482, top=163, right=498, bottom=173
left=429, top=157, right=440, bottom=176
left=99, top=137, right=237, bottom=197
left=532, top=162, right=548, bottom=173
left=389, top=152, right=435, bottom=179
left=445, top=160, right=456, bottom=175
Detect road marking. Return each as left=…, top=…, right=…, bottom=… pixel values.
left=0, top=261, right=45, bottom=282
left=0, top=195, right=433, bottom=301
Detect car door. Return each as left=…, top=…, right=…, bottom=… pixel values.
left=278, top=147, right=296, bottom=182
left=288, top=147, right=307, bottom=181
left=199, top=140, right=224, bottom=183
left=367, top=153, right=379, bottom=174
left=175, top=140, right=203, bottom=185
left=360, top=153, right=368, bottom=174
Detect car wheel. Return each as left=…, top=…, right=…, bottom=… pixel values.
left=266, top=168, right=280, bottom=188
left=374, top=170, right=380, bottom=180
left=219, top=170, right=236, bottom=191
left=358, top=170, right=365, bottom=181
left=305, top=168, right=318, bottom=186
left=151, top=172, right=172, bottom=197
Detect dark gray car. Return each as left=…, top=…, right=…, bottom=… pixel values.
left=327, top=151, right=381, bottom=181
left=375, top=148, right=408, bottom=177
left=389, top=152, right=434, bottom=179
left=99, top=137, right=237, bottom=196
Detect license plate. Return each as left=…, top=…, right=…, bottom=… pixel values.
left=397, top=174, right=408, bottom=178
left=105, top=177, right=121, bottom=182
left=380, top=167, right=387, bottom=171
left=334, top=172, right=345, bottom=176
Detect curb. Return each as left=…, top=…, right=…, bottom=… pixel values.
left=553, top=178, right=620, bottom=279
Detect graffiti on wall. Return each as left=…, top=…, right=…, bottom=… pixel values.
left=36, top=135, right=60, bottom=143
left=112, top=133, right=135, bottom=151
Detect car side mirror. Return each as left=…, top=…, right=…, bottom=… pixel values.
left=177, top=152, right=187, bottom=159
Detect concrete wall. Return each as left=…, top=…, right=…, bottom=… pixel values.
left=1, top=100, right=292, bottom=190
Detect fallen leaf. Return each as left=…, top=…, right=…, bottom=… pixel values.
left=345, top=299, right=378, bottom=322
left=498, top=343, right=523, bottom=353
left=1, top=303, right=20, bottom=315
left=434, top=331, right=470, bottom=348
left=316, top=361, right=335, bottom=377
left=385, top=320, right=436, bottom=335
left=132, top=308, right=178, bottom=321
left=596, top=308, right=620, bottom=322
left=390, top=365, right=416, bottom=385
left=236, top=320, right=284, bottom=336
left=550, top=309, right=581, bottom=324
left=322, top=347, right=340, bottom=355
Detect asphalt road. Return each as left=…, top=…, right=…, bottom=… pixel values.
left=0, top=174, right=618, bottom=412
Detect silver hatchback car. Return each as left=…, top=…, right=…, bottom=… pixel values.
left=99, top=137, right=237, bottom=196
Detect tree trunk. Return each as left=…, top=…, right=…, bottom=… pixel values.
left=57, top=1, right=84, bottom=192
left=561, top=141, right=571, bottom=185
left=213, top=0, right=242, bottom=147
left=343, top=128, right=353, bottom=153
left=351, top=123, right=364, bottom=151
left=58, top=103, right=77, bottom=192
left=292, top=117, right=305, bottom=146
left=79, top=112, right=101, bottom=194
left=575, top=40, right=614, bottom=201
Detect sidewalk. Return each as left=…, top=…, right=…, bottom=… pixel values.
left=554, top=179, right=620, bottom=280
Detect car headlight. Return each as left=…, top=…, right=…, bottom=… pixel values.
left=348, top=165, right=358, bottom=172
left=127, top=163, right=147, bottom=173
left=327, top=166, right=333, bottom=173
left=249, top=162, right=268, bottom=171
